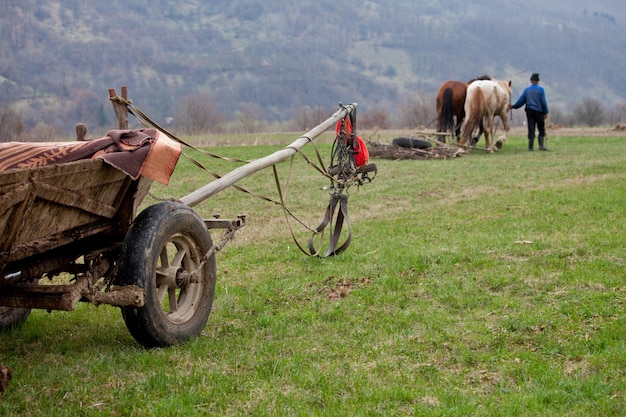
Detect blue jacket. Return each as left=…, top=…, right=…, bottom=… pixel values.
left=512, top=84, right=549, bottom=114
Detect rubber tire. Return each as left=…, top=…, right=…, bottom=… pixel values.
left=392, top=137, right=432, bottom=149
left=118, top=202, right=216, bottom=348
left=0, top=307, right=31, bottom=331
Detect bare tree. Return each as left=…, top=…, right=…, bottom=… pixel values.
left=234, top=102, right=267, bottom=134
left=68, top=89, right=101, bottom=129
left=21, top=123, right=65, bottom=142
left=573, top=98, right=606, bottom=127
left=359, top=107, right=391, bottom=130
left=0, top=105, right=25, bottom=142
left=546, top=104, right=573, bottom=127
left=174, top=92, right=225, bottom=135
left=289, top=105, right=330, bottom=131
left=397, top=93, right=437, bottom=129
left=607, top=102, right=626, bottom=125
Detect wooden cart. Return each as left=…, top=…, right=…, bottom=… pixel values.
left=0, top=89, right=363, bottom=351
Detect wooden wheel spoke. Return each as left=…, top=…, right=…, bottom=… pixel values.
left=156, top=284, right=168, bottom=304
left=159, top=247, right=170, bottom=268
left=171, top=241, right=190, bottom=268
left=168, top=288, right=178, bottom=312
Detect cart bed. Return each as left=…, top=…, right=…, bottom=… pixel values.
left=0, top=158, right=150, bottom=265
left=0, top=128, right=180, bottom=284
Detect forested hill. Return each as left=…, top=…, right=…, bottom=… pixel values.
left=1, top=0, right=625, bottom=132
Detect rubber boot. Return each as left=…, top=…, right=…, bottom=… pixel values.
left=538, top=136, right=549, bottom=151
left=528, top=138, right=534, bottom=152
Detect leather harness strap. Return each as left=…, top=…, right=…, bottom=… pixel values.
left=308, top=192, right=351, bottom=257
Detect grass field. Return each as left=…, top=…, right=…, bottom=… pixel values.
left=0, top=131, right=625, bottom=416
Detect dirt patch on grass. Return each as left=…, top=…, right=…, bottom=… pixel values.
left=312, top=276, right=373, bottom=299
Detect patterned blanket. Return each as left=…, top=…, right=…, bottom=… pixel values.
left=0, top=129, right=182, bottom=185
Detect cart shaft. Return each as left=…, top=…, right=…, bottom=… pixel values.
left=179, top=103, right=357, bottom=207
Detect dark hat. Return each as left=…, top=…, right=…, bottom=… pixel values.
left=530, top=73, right=540, bottom=81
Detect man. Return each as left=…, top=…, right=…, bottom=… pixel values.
left=511, top=73, right=549, bottom=151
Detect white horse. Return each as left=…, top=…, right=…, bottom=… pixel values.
left=460, top=79, right=511, bottom=153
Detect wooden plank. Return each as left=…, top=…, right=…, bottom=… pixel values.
left=0, top=184, right=35, bottom=253
left=1, top=222, right=113, bottom=264
left=0, top=182, right=31, bottom=211
left=31, top=159, right=128, bottom=188
left=0, top=159, right=128, bottom=191
left=0, top=170, right=29, bottom=187
left=33, top=181, right=117, bottom=219
left=0, top=182, right=32, bottom=251
left=0, top=277, right=90, bottom=311
left=414, top=130, right=450, bottom=136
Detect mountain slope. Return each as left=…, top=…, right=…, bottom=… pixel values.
left=1, top=0, right=625, bottom=131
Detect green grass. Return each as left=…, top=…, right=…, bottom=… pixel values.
left=1, top=133, right=625, bottom=416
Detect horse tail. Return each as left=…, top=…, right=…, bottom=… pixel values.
left=441, top=88, right=454, bottom=133
left=460, top=88, right=485, bottom=145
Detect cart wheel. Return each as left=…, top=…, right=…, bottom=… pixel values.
left=0, top=307, right=31, bottom=331
left=118, top=201, right=216, bottom=348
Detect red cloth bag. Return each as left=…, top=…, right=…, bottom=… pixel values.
left=335, top=118, right=369, bottom=167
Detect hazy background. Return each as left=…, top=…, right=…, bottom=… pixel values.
left=1, top=0, right=626, bottom=138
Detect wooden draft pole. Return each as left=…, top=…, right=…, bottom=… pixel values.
left=179, top=103, right=357, bottom=208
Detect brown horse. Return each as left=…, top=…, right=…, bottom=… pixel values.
left=436, top=75, right=492, bottom=142
left=459, top=79, right=512, bottom=153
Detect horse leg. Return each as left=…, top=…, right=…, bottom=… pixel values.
left=501, top=111, right=510, bottom=137
left=485, top=117, right=494, bottom=153
left=459, top=120, right=473, bottom=152
left=495, top=111, right=510, bottom=150
left=472, top=120, right=483, bottom=146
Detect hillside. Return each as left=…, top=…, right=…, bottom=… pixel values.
left=1, top=0, right=625, bottom=133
